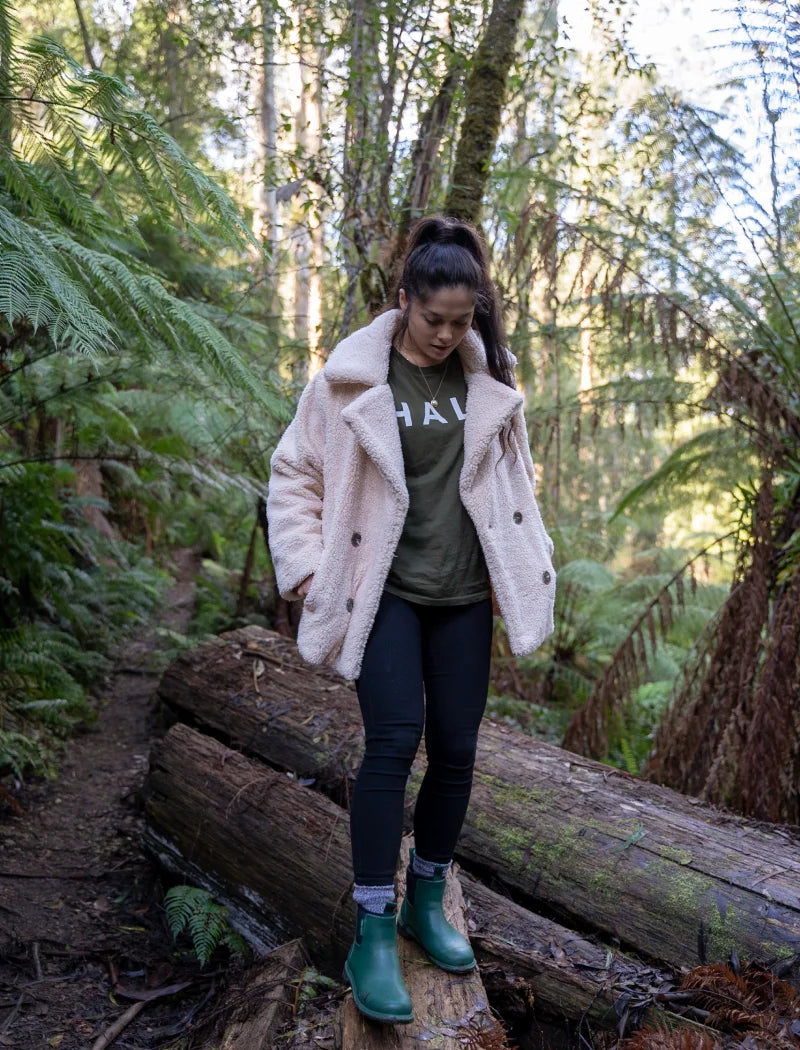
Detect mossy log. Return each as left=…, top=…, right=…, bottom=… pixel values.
left=461, top=874, right=714, bottom=1036
left=157, top=627, right=800, bottom=975
left=142, top=721, right=706, bottom=1037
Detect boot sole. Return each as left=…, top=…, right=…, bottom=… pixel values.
left=397, top=919, right=477, bottom=974
left=343, top=961, right=414, bottom=1024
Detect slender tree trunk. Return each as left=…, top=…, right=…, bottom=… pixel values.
left=387, top=55, right=463, bottom=282
left=293, top=0, right=325, bottom=377
left=235, top=515, right=259, bottom=619
left=256, top=0, right=280, bottom=316
left=0, top=8, right=11, bottom=148
left=73, top=0, right=100, bottom=70
left=444, top=0, right=526, bottom=223
left=339, top=0, right=372, bottom=336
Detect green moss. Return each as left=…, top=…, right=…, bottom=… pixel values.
left=706, top=899, right=741, bottom=959
left=588, top=867, right=621, bottom=903
left=649, top=861, right=716, bottom=912
left=474, top=812, right=528, bottom=867
left=659, top=845, right=693, bottom=866
left=762, top=942, right=796, bottom=961
left=474, top=771, right=556, bottom=808
left=473, top=809, right=590, bottom=875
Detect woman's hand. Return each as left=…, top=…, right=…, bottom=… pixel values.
left=297, top=575, right=313, bottom=599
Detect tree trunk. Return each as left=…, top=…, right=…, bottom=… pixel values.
left=386, top=58, right=464, bottom=282
left=142, top=722, right=714, bottom=1038
left=255, top=0, right=280, bottom=311
left=156, top=627, right=800, bottom=975
left=444, top=0, right=526, bottom=223
left=293, top=0, right=325, bottom=379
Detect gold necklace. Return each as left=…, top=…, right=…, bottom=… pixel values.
left=417, top=357, right=449, bottom=408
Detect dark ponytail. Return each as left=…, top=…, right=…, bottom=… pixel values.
left=389, top=216, right=515, bottom=389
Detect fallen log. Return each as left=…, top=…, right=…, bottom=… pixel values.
left=218, top=940, right=307, bottom=1050
left=143, top=724, right=502, bottom=1047
left=142, top=722, right=719, bottom=1037
left=157, top=627, right=800, bottom=974
left=461, top=874, right=712, bottom=1037
left=143, top=722, right=355, bottom=970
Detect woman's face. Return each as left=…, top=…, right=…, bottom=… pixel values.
left=397, top=285, right=475, bottom=368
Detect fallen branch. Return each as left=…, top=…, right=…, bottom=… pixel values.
left=90, top=999, right=147, bottom=1050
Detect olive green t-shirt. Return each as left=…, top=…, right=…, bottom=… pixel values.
left=385, top=347, right=491, bottom=605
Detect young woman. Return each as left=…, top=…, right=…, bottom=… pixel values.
left=266, top=216, right=556, bottom=1024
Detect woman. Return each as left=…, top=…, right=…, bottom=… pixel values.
left=266, top=216, right=555, bottom=1024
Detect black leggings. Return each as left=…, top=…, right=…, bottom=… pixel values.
left=350, top=589, right=493, bottom=885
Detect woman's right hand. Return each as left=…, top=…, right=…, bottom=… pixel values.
left=297, top=575, right=313, bottom=599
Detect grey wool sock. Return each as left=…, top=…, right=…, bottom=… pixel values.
left=412, top=852, right=450, bottom=878
left=353, top=883, right=396, bottom=914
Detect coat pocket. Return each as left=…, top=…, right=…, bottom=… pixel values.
left=296, top=547, right=349, bottom=666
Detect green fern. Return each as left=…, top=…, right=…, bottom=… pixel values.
left=0, top=728, right=49, bottom=779
left=163, top=885, right=245, bottom=967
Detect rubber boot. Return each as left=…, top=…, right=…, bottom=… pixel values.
left=344, top=903, right=413, bottom=1024
left=398, top=848, right=476, bottom=973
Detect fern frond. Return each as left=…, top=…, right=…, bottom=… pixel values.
left=163, top=885, right=237, bottom=966
left=611, top=427, right=754, bottom=521
left=563, top=533, right=734, bottom=759
left=9, top=34, right=259, bottom=254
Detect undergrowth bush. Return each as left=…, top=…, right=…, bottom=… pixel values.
left=0, top=461, right=166, bottom=781
left=489, top=550, right=727, bottom=773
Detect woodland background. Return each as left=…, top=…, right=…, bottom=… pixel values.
left=1, top=0, right=799, bottom=825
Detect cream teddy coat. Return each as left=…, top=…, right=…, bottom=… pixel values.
left=266, top=308, right=556, bottom=680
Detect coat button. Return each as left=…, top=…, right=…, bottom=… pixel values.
left=513, top=511, right=523, bottom=524
left=542, top=571, right=552, bottom=585
left=351, top=532, right=362, bottom=546
left=346, top=598, right=354, bottom=612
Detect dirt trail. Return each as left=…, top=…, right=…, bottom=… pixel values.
left=0, top=549, right=205, bottom=1050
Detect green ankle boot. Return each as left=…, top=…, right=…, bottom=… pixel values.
left=397, top=849, right=476, bottom=973
left=344, top=904, right=413, bottom=1024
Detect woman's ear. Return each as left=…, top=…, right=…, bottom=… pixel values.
left=398, top=287, right=408, bottom=311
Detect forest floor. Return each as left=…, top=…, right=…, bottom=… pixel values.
left=0, top=548, right=223, bottom=1050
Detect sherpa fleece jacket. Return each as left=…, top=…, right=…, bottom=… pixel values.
left=266, top=308, right=556, bottom=680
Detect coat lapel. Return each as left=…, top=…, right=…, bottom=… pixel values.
left=341, top=385, right=409, bottom=503
left=461, top=372, right=524, bottom=489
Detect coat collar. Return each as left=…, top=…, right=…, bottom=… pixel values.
left=322, top=308, right=517, bottom=386
left=328, top=308, right=524, bottom=490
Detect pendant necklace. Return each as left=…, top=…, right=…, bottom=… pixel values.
left=417, top=357, right=449, bottom=407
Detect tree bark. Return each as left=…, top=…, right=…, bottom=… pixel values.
left=156, top=627, right=800, bottom=976
left=444, top=0, right=526, bottom=223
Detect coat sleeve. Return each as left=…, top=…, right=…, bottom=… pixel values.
left=266, top=374, right=327, bottom=601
